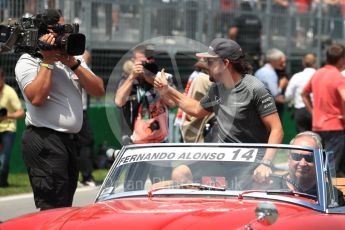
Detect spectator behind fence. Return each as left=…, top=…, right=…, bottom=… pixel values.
left=228, top=1, right=262, bottom=72
left=325, top=0, right=343, bottom=39
left=14, top=9, right=104, bottom=210
left=75, top=50, right=102, bottom=187
left=293, top=0, right=313, bottom=48
left=115, top=45, right=176, bottom=145
left=154, top=38, right=283, bottom=182
left=302, top=43, right=345, bottom=177
left=0, top=68, right=25, bottom=187
left=311, top=0, right=343, bottom=41
left=285, top=53, right=317, bottom=132
left=174, top=59, right=216, bottom=143
left=219, top=0, right=238, bottom=37
left=255, top=48, right=288, bottom=118
left=156, top=0, right=177, bottom=36
left=272, top=0, right=289, bottom=36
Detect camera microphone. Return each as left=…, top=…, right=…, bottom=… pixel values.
left=106, top=148, right=121, bottom=160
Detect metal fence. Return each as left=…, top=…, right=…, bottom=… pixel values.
left=1, top=0, right=345, bottom=97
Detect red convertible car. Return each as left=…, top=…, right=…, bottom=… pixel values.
left=1, top=143, right=345, bottom=229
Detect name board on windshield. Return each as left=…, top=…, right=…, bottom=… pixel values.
left=118, top=147, right=258, bottom=166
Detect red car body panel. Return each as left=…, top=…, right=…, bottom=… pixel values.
left=2, top=144, right=345, bottom=229
left=2, top=197, right=345, bottom=230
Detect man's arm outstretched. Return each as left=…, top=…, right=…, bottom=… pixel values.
left=154, top=69, right=210, bottom=118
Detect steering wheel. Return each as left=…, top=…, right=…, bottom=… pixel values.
left=270, top=174, right=317, bottom=198
left=269, top=173, right=304, bottom=191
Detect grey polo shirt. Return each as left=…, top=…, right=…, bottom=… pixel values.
left=200, top=74, right=277, bottom=143
left=15, top=53, right=90, bottom=133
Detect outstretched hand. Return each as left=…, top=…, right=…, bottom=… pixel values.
left=154, top=68, right=169, bottom=94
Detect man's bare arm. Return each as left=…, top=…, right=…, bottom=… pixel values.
left=59, top=52, right=104, bottom=97
left=160, top=95, right=177, bottom=108
left=24, top=34, right=58, bottom=106
left=338, top=88, right=345, bottom=121
left=115, top=61, right=144, bottom=107
left=253, top=112, right=284, bottom=182
left=114, top=74, right=136, bottom=107
left=264, top=112, right=284, bottom=143
left=155, top=69, right=210, bottom=118
left=301, top=90, right=313, bottom=114
left=163, top=86, right=210, bottom=118
left=71, top=62, right=105, bottom=96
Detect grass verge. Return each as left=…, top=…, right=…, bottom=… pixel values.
left=0, top=169, right=109, bottom=197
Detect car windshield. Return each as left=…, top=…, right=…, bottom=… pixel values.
left=98, top=145, right=319, bottom=204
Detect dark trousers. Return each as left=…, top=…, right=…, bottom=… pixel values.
left=0, top=131, right=16, bottom=186
left=76, top=112, right=94, bottom=182
left=294, top=107, right=312, bottom=133
left=22, top=126, right=79, bottom=210
left=316, top=130, right=345, bottom=176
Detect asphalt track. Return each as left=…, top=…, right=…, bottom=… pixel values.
left=0, top=186, right=100, bottom=221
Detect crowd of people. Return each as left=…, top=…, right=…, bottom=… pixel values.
left=0, top=3, right=344, bottom=212
left=116, top=40, right=345, bottom=181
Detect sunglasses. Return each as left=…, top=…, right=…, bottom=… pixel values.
left=290, top=152, right=314, bottom=163
left=207, top=58, right=221, bottom=66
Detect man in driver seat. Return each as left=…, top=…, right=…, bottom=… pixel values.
left=279, top=131, right=345, bottom=205
left=285, top=131, right=319, bottom=194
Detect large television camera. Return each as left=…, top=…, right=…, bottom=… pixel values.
left=0, top=13, right=85, bottom=55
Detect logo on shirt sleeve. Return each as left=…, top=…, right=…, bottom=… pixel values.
left=260, top=94, right=274, bottom=109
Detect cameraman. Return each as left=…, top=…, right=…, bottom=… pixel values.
left=0, top=68, right=25, bottom=187
left=14, top=9, right=104, bottom=210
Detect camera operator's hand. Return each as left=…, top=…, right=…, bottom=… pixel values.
left=58, top=50, right=77, bottom=68
left=39, top=33, right=60, bottom=64
left=129, top=61, right=144, bottom=80
left=154, top=69, right=169, bottom=95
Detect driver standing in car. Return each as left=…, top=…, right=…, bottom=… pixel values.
left=154, top=38, right=283, bottom=182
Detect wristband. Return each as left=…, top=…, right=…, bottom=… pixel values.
left=260, top=159, right=272, bottom=167
left=40, top=63, right=54, bottom=70
left=70, top=59, right=81, bottom=71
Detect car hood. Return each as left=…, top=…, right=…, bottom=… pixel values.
left=1, top=197, right=344, bottom=229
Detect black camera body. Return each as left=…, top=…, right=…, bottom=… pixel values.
left=0, top=108, right=8, bottom=118
left=0, top=14, right=85, bottom=55
left=141, top=44, right=159, bottom=76
left=142, top=61, right=159, bottom=76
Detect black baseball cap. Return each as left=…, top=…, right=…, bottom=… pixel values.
left=196, top=38, right=243, bottom=61
left=42, top=8, right=62, bottom=25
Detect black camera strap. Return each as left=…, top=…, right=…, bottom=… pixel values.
left=139, top=90, right=149, bottom=115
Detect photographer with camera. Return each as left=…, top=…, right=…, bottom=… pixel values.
left=0, top=68, right=25, bottom=188
left=115, top=45, right=175, bottom=145
left=14, top=9, right=104, bottom=210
